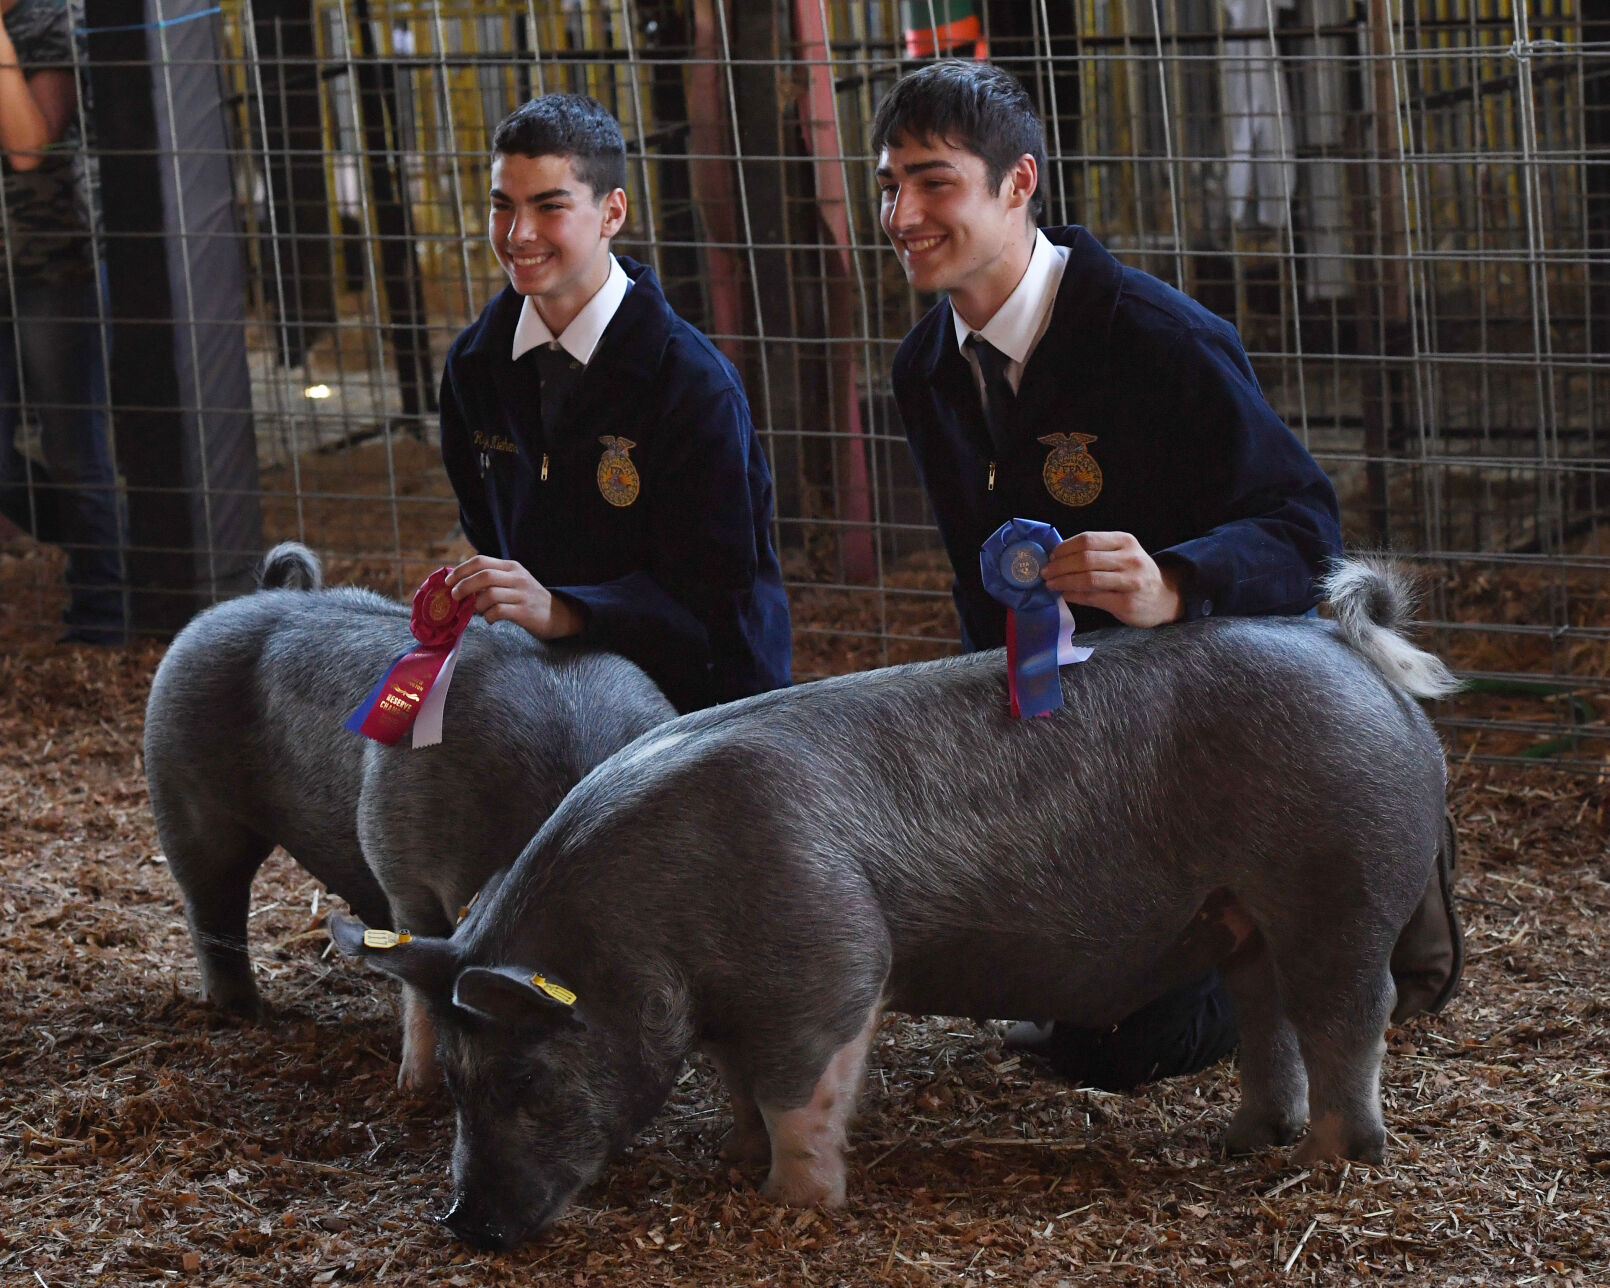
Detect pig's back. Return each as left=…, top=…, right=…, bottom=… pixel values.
left=773, top=614, right=1440, bottom=916
left=144, top=587, right=411, bottom=871
left=355, top=630, right=676, bottom=900
left=510, top=614, right=1443, bottom=1023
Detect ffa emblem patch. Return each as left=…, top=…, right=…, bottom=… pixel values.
left=596, top=436, right=640, bottom=507
left=423, top=588, right=454, bottom=626
left=1038, top=433, right=1103, bottom=508
left=1007, top=543, right=1043, bottom=587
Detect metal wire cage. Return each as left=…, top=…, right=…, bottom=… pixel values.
left=1, top=0, right=1604, bottom=768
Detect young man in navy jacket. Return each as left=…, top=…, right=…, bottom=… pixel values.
left=441, top=94, right=790, bottom=713
left=872, top=60, right=1459, bottom=1089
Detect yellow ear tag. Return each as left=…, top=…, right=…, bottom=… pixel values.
left=530, top=974, right=577, bottom=1007
left=456, top=889, right=481, bottom=925
left=363, top=929, right=413, bottom=949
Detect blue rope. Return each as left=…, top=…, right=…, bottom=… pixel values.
left=77, top=6, right=221, bottom=36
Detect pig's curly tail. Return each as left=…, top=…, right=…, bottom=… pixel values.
left=257, top=541, right=322, bottom=592
left=1324, top=556, right=1461, bottom=700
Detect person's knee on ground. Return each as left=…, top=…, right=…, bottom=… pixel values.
left=1005, top=972, right=1238, bottom=1092
left=1388, top=808, right=1463, bottom=1023
left=1009, top=814, right=1463, bottom=1092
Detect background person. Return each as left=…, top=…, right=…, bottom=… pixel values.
left=0, top=0, right=123, bottom=644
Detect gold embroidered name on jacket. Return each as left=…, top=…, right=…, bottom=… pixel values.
left=1039, top=432, right=1103, bottom=507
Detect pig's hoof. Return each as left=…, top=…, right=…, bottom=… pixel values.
left=1291, top=1132, right=1341, bottom=1166
left=1223, top=1109, right=1305, bottom=1156
left=204, top=988, right=264, bottom=1022
left=1292, top=1119, right=1385, bottom=1166
left=397, top=1056, right=441, bottom=1093
left=720, top=1126, right=771, bottom=1168
left=761, top=1161, right=846, bottom=1209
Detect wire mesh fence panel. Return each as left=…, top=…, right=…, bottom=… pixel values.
left=0, top=0, right=1603, bottom=768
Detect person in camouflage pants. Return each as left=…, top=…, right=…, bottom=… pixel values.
left=0, top=0, right=123, bottom=643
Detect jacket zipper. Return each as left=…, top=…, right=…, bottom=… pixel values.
left=541, top=453, right=549, bottom=482
left=988, top=460, right=996, bottom=491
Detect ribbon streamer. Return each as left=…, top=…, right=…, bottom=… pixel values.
left=345, top=568, right=475, bottom=747
left=979, top=518, right=1089, bottom=718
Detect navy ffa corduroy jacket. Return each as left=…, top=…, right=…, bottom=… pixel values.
left=439, top=257, right=791, bottom=713
left=891, top=225, right=1343, bottom=652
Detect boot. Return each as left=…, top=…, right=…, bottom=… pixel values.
left=1389, top=808, right=1464, bottom=1024
left=1002, top=972, right=1239, bottom=1091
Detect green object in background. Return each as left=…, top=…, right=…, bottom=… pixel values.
left=901, top=0, right=979, bottom=26
left=901, top=0, right=983, bottom=58
left=1457, top=677, right=1599, bottom=759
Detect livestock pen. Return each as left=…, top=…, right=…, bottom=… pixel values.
left=1, top=0, right=1607, bottom=1283
left=0, top=0, right=1604, bottom=765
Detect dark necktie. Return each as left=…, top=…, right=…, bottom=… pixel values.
left=965, top=333, right=1015, bottom=451
left=534, top=342, right=582, bottom=438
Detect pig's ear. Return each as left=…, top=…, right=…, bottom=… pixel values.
left=326, top=911, right=376, bottom=956
left=325, top=912, right=457, bottom=992
left=453, top=964, right=583, bottom=1029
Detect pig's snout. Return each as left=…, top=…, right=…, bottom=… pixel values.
left=439, top=1195, right=513, bottom=1251
left=440, top=1184, right=572, bottom=1250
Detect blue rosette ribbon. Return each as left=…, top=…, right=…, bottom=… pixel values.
left=980, top=518, right=1067, bottom=719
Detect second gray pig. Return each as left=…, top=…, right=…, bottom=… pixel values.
left=144, top=543, right=674, bottom=1085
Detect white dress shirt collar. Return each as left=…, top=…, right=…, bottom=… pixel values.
left=510, top=254, right=632, bottom=364
left=950, top=229, right=1068, bottom=370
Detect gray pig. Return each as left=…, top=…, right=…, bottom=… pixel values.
left=330, top=557, right=1455, bottom=1246
left=144, top=542, right=674, bottom=1085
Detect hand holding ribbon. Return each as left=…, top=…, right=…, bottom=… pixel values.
left=979, top=518, right=1091, bottom=719
left=345, top=568, right=476, bottom=748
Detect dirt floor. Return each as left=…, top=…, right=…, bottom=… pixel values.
left=2, top=535, right=1609, bottom=1286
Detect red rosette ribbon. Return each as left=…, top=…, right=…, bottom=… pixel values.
left=410, top=569, right=475, bottom=646
left=344, top=568, right=476, bottom=747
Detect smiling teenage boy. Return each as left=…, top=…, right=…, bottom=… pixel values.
left=873, top=61, right=1460, bottom=1088
left=439, top=94, right=790, bottom=713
